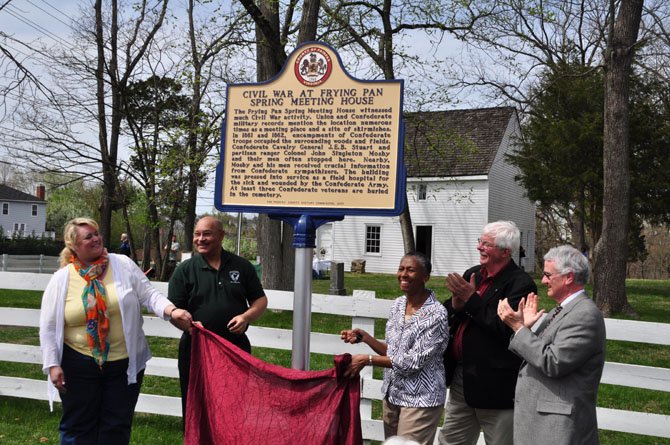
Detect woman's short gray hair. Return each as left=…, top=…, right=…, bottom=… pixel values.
left=544, top=245, right=590, bottom=285
left=402, top=251, right=432, bottom=275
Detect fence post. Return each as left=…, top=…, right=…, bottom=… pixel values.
left=39, top=254, right=44, bottom=274
left=351, top=289, right=376, bottom=444
left=1, top=254, right=7, bottom=272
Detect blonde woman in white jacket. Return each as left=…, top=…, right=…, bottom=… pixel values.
left=39, top=218, right=192, bottom=444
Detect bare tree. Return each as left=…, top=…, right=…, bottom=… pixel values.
left=637, top=0, right=670, bottom=82
left=447, top=0, right=613, bottom=110
left=238, top=0, right=320, bottom=290
left=180, top=0, right=253, bottom=252
left=319, top=0, right=492, bottom=253
left=5, top=1, right=170, bottom=247
left=0, top=1, right=59, bottom=120
left=92, top=0, right=169, bottom=247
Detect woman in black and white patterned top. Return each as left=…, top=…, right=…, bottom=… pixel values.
left=341, top=252, right=449, bottom=445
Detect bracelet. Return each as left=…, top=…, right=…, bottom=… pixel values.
left=169, top=307, right=179, bottom=318
left=368, top=355, right=373, bottom=366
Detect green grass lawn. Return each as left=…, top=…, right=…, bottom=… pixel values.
left=1, top=274, right=669, bottom=444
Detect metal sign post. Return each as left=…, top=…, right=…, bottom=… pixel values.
left=274, top=214, right=342, bottom=370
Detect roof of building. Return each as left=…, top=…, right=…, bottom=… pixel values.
left=403, top=106, right=517, bottom=178
left=0, top=184, right=45, bottom=203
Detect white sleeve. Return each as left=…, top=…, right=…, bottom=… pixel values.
left=38, top=270, right=66, bottom=373
left=122, top=255, right=171, bottom=318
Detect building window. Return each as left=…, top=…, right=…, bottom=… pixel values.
left=1, top=203, right=7, bottom=215
left=14, top=223, right=25, bottom=234
left=32, top=204, right=38, bottom=216
left=418, top=184, right=427, bottom=200
left=365, top=225, right=381, bottom=254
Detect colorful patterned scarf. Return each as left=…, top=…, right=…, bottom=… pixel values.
left=71, top=250, right=110, bottom=367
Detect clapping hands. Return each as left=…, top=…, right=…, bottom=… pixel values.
left=497, top=293, right=545, bottom=331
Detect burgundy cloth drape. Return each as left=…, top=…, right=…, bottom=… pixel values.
left=185, top=325, right=362, bottom=445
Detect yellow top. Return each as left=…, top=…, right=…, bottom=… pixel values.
left=63, top=262, right=128, bottom=361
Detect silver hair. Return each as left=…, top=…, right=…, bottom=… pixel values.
left=482, top=220, right=520, bottom=253
left=544, top=245, right=590, bottom=285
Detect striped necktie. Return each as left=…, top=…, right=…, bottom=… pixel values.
left=540, top=305, right=563, bottom=336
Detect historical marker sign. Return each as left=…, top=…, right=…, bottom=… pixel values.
left=215, top=42, right=405, bottom=216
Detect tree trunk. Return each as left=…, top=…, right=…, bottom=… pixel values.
left=380, top=0, right=415, bottom=254
left=298, top=0, right=320, bottom=42
left=571, top=195, right=587, bottom=253
left=150, top=223, right=163, bottom=279
left=183, top=166, right=198, bottom=252
left=159, top=200, right=183, bottom=282
left=94, top=0, right=111, bottom=246
left=147, top=191, right=163, bottom=277
left=121, top=204, right=135, bottom=262
left=182, top=57, right=203, bottom=253
left=141, top=230, right=152, bottom=271
left=399, top=199, right=415, bottom=253
left=593, top=0, right=643, bottom=317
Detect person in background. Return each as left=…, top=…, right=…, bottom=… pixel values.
left=498, top=245, right=606, bottom=445
left=39, top=218, right=192, bottom=444
left=118, top=233, right=131, bottom=257
left=168, top=216, right=268, bottom=421
left=341, top=252, right=449, bottom=445
left=164, top=234, right=180, bottom=278
left=438, top=221, right=537, bottom=445
left=169, top=235, right=180, bottom=262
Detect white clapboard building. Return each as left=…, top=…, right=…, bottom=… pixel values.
left=315, top=107, right=536, bottom=276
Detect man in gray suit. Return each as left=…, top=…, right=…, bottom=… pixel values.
left=497, top=245, right=606, bottom=445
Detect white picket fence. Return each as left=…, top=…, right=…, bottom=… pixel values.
left=0, top=271, right=669, bottom=443
left=0, top=254, right=59, bottom=274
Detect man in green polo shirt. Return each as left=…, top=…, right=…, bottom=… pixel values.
left=168, top=216, right=267, bottom=421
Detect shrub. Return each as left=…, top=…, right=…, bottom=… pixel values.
left=0, top=236, right=63, bottom=255
left=222, top=237, right=257, bottom=261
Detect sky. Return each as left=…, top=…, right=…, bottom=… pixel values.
left=0, top=0, right=477, bottom=215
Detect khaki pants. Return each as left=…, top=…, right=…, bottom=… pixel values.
left=383, top=398, right=443, bottom=445
left=438, top=366, right=513, bottom=445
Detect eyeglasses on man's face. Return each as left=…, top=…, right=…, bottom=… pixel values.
left=542, top=271, right=566, bottom=279
left=477, top=238, right=497, bottom=249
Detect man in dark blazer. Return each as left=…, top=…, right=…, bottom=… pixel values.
left=498, top=245, right=606, bottom=445
left=438, top=221, right=537, bottom=445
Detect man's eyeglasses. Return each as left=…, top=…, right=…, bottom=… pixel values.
left=543, top=271, right=569, bottom=279
left=542, top=271, right=567, bottom=280
left=477, top=238, right=496, bottom=249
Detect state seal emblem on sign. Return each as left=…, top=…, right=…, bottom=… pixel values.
left=294, top=46, right=332, bottom=86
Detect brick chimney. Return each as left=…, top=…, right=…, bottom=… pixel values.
left=36, top=184, right=45, bottom=200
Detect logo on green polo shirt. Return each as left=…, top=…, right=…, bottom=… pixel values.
left=229, top=271, right=240, bottom=283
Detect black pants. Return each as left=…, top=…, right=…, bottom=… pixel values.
left=59, top=344, right=143, bottom=445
